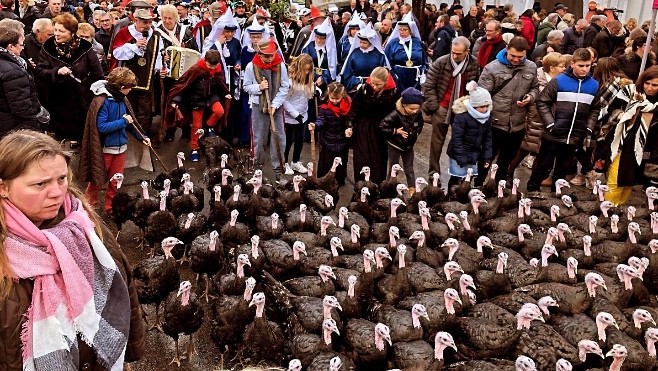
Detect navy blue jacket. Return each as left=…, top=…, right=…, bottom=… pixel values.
left=432, top=24, right=455, bottom=60
left=316, top=101, right=350, bottom=153
left=447, top=98, right=493, bottom=166
left=537, top=67, right=600, bottom=145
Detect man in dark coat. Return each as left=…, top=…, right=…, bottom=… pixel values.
left=289, top=6, right=325, bottom=57
left=431, top=14, right=456, bottom=60
left=583, top=14, right=605, bottom=48
left=561, top=19, right=588, bottom=55
left=530, top=29, right=563, bottom=66
left=591, top=20, right=626, bottom=58
left=618, top=37, right=654, bottom=82
left=460, top=5, right=479, bottom=39
left=423, top=35, right=479, bottom=177
left=16, top=0, right=42, bottom=33
left=0, top=0, right=19, bottom=20
left=95, top=11, right=113, bottom=55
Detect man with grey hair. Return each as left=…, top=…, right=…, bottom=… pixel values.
left=561, top=18, right=588, bottom=54
left=95, top=11, right=113, bottom=55
left=591, top=19, right=625, bottom=58
left=530, top=29, right=563, bottom=66
left=584, top=14, right=606, bottom=47
left=423, top=35, right=480, bottom=178
left=536, top=13, right=559, bottom=46
left=24, top=18, right=53, bottom=69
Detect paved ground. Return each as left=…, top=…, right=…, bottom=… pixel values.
left=108, top=116, right=539, bottom=371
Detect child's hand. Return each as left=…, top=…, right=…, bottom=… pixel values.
left=143, top=138, right=151, bottom=147
left=345, top=128, right=353, bottom=138
left=123, top=114, right=133, bottom=124
left=308, top=122, right=315, bottom=131
left=484, top=162, right=490, bottom=168
left=396, top=128, right=409, bottom=139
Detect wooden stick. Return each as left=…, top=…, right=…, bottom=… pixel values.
left=262, top=77, right=286, bottom=172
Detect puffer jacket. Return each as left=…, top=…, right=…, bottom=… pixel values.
left=0, top=222, right=145, bottom=370
left=379, top=99, right=424, bottom=152
left=538, top=67, right=600, bottom=145
left=90, top=80, right=145, bottom=149
left=0, top=50, right=42, bottom=137
left=447, top=96, right=493, bottom=166
left=520, top=67, right=551, bottom=154
left=422, top=53, right=480, bottom=114
left=316, top=98, right=350, bottom=153
left=478, top=48, right=539, bottom=133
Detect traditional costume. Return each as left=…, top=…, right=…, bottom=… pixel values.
left=237, top=18, right=266, bottom=146
left=300, top=17, right=336, bottom=90
left=339, top=25, right=389, bottom=92
left=243, top=38, right=290, bottom=175
left=337, top=12, right=364, bottom=71
left=384, top=13, right=427, bottom=91
left=289, top=6, right=323, bottom=57
left=111, top=9, right=164, bottom=138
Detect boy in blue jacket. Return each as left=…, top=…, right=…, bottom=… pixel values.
left=85, top=67, right=150, bottom=214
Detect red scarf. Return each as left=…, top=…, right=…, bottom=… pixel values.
left=478, top=34, right=503, bottom=67
left=366, top=73, right=396, bottom=92
left=252, top=52, right=284, bottom=71
left=196, top=58, right=222, bottom=76
left=320, top=96, right=352, bottom=117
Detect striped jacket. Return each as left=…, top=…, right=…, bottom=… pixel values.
left=537, top=68, right=600, bottom=145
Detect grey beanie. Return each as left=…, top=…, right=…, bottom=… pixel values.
left=466, top=81, right=492, bottom=107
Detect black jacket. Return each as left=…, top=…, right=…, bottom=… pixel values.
left=592, top=28, right=626, bottom=58
left=618, top=52, right=655, bottom=82
left=0, top=9, right=18, bottom=21
left=583, top=23, right=602, bottom=48
left=447, top=96, right=493, bottom=166
left=379, top=100, right=424, bottom=152
left=561, top=26, right=585, bottom=55
left=316, top=101, right=350, bottom=153
left=95, top=27, right=113, bottom=55
left=432, top=24, right=456, bottom=60
left=0, top=50, right=42, bottom=137
left=18, top=5, right=41, bottom=34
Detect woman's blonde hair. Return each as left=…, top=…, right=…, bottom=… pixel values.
left=541, top=52, right=565, bottom=71
left=160, top=4, right=179, bottom=20
left=370, top=66, right=389, bottom=83
left=288, top=53, right=315, bottom=98
left=0, top=130, right=103, bottom=299
left=77, top=22, right=95, bottom=36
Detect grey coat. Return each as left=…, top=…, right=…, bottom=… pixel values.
left=478, top=51, right=540, bottom=133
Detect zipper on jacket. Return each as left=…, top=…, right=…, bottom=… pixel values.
left=565, top=79, right=582, bottom=143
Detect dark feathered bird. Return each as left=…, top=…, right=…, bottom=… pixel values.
left=162, top=281, right=204, bottom=366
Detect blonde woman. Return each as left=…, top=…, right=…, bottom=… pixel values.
left=283, top=54, right=315, bottom=174
left=0, top=130, right=144, bottom=370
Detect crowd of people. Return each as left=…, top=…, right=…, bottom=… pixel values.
left=0, top=0, right=657, bottom=203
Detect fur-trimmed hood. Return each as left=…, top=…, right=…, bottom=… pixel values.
left=452, top=95, right=469, bottom=114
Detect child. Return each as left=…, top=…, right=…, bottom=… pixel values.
left=308, top=82, right=351, bottom=186
left=379, top=87, right=424, bottom=190
left=282, top=54, right=315, bottom=175
left=446, top=81, right=493, bottom=188
left=166, top=50, right=231, bottom=162
left=84, top=67, right=150, bottom=214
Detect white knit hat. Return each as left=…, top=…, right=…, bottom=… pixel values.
left=466, top=81, right=492, bottom=107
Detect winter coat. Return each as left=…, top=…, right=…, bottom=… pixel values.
left=460, top=14, right=480, bottom=42
left=520, top=67, right=551, bottom=154
left=90, top=80, right=145, bottom=149
left=619, top=52, right=655, bottom=82
left=529, top=42, right=560, bottom=66
left=95, top=27, right=113, bottom=55
left=18, top=5, right=41, bottom=34
left=422, top=53, right=480, bottom=114
left=535, top=21, right=555, bottom=46
left=478, top=48, right=540, bottom=132
left=0, top=50, right=42, bottom=137
left=561, top=26, right=585, bottom=55
left=0, top=221, right=145, bottom=371
left=432, top=24, right=456, bottom=60
left=316, top=101, right=350, bottom=153
left=379, top=99, right=424, bottom=152
left=35, top=36, right=103, bottom=141
left=591, top=28, right=626, bottom=58
left=537, top=67, right=600, bottom=145
left=519, top=16, right=535, bottom=47
left=583, top=23, right=602, bottom=48
left=447, top=96, right=493, bottom=166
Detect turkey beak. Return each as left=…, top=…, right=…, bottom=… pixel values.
left=249, top=297, right=257, bottom=307
left=335, top=303, right=343, bottom=311
left=333, top=327, right=340, bottom=336
left=449, top=341, right=457, bottom=352
left=245, top=260, right=252, bottom=267
left=385, top=335, right=392, bottom=346
left=605, top=349, right=615, bottom=358
left=301, top=249, right=308, bottom=256
left=455, top=296, right=462, bottom=305
left=422, top=312, right=429, bottom=321
left=527, top=230, right=534, bottom=236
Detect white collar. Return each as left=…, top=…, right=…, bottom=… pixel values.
left=399, top=36, right=411, bottom=43
left=360, top=45, right=375, bottom=53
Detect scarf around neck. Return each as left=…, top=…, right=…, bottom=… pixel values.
left=465, top=99, right=491, bottom=123
left=55, top=35, right=81, bottom=60
left=366, top=73, right=396, bottom=92
left=196, top=58, right=222, bottom=76
left=477, top=34, right=502, bottom=67
left=3, top=194, right=130, bottom=371
left=0, top=47, right=27, bottom=69
left=320, top=96, right=352, bottom=117
left=252, top=52, right=283, bottom=71
left=610, top=84, right=658, bottom=165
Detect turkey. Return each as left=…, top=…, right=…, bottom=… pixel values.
left=170, top=181, right=200, bottom=216
left=261, top=239, right=307, bottom=279
left=353, top=166, right=379, bottom=203
left=212, top=253, right=251, bottom=296
left=162, top=281, right=204, bottom=366
left=283, top=265, right=336, bottom=297
left=175, top=212, right=207, bottom=264
left=133, top=180, right=160, bottom=244
left=188, top=230, right=223, bottom=302
left=380, top=164, right=404, bottom=198
left=221, top=210, right=250, bottom=245
left=208, top=185, right=229, bottom=231
left=285, top=203, right=321, bottom=232
left=276, top=175, right=304, bottom=213
left=391, top=331, right=457, bottom=370
left=316, top=156, right=342, bottom=199
left=143, top=192, right=178, bottom=257
left=342, top=320, right=392, bottom=369
left=195, top=128, right=233, bottom=167
left=209, top=277, right=256, bottom=351
left=133, top=237, right=182, bottom=331
left=108, top=173, right=137, bottom=234
left=153, top=152, right=187, bottom=190
left=242, top=292, right=284, bottom=363
left=290, top=318, right=341, bottom=366
left=370, top=302, right=428, bottom=343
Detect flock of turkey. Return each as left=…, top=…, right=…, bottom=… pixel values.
left=110, top=139, right=658, bottom=371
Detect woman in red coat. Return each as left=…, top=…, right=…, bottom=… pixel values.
left=519, top=9, right=536, bottom=48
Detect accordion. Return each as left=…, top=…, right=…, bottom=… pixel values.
left=165, top=46, right=201, bottom=79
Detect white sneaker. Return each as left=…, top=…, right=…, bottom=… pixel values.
left=284, top=162, right=294, bottom=175
left=292, top=161, right=308, bottom=173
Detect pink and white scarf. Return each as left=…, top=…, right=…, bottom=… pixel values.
left=3, top=194, right=129, bottom=371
